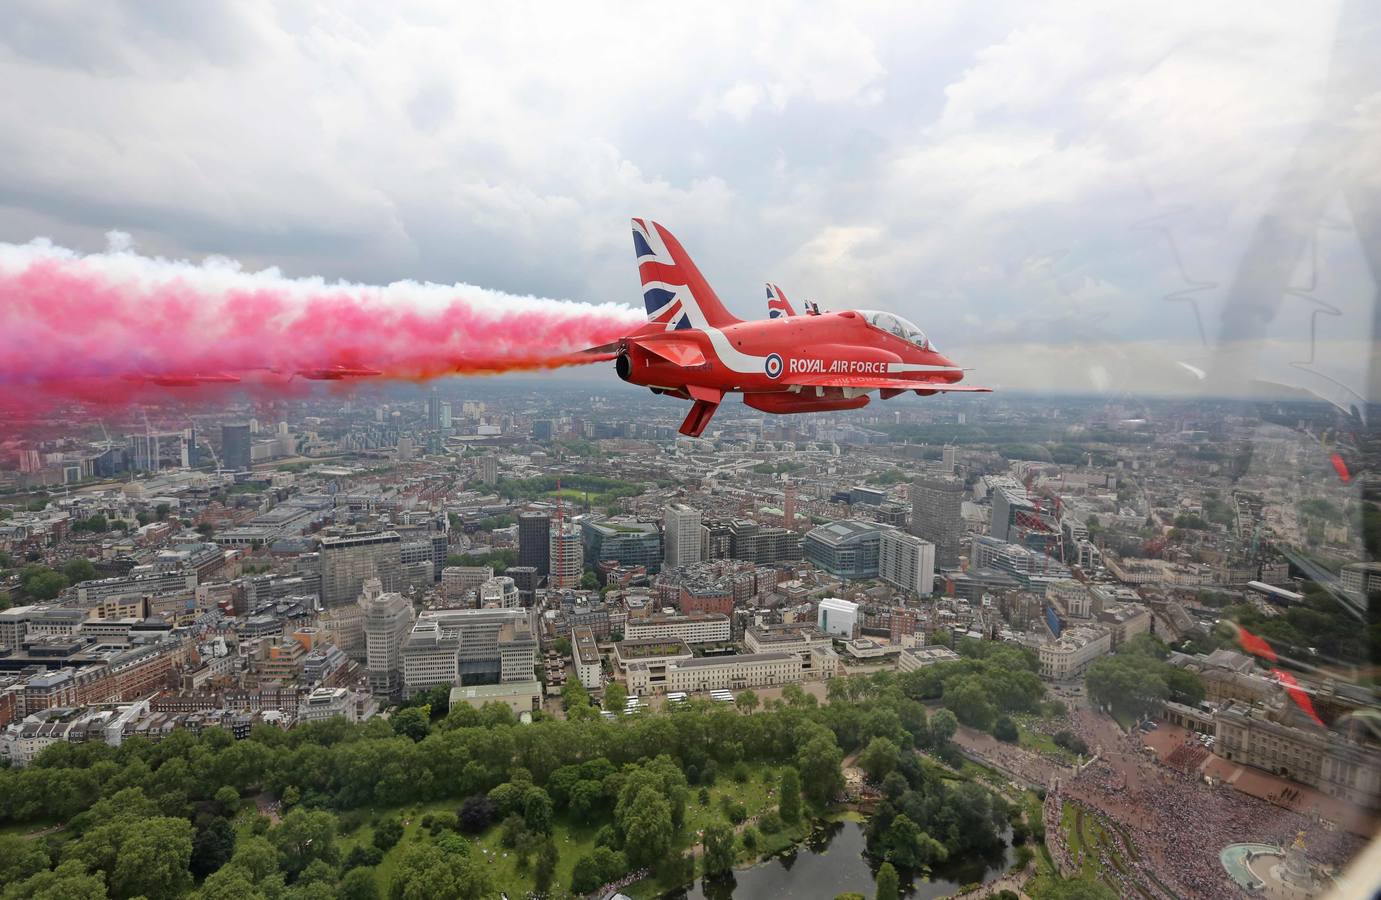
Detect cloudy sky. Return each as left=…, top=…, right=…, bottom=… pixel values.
left=2, top=1, right=1376, bottom=399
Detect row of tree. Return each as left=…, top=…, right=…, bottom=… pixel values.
left=1084, top=634, right=1205, bottom=719
left=1, top=669, right=984, bottom=898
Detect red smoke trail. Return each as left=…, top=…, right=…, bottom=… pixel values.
left=1237, top=624, right=1278, bottom=663
left=0, top=238, right=643, bottom=413
left=1270, top=668, right=1326, bottom=727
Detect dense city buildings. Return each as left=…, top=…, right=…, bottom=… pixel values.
left=2, top=383, right=1376, bottom=897
left=5, top=8, right=1379, bottom=895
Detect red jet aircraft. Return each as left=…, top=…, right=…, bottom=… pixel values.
left=586, top=219, right=991, bottom=437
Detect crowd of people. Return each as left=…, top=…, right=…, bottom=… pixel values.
left=1064, top=739, right=1365, bottom=899
left=1165, top=738, right=1212, bottom=772
left=960, top=695, right=1367, bottom=900
left=587, top=867, right=650, bottom=900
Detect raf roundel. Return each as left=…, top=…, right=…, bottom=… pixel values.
left=764, top=353, right=784, bottom=379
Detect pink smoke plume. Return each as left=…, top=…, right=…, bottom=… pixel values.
left=0, top=235, right=644, bottom=412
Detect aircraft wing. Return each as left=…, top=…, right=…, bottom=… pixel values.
left=783, top=374, right=991, bottom=393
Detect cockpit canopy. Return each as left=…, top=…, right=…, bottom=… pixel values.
left=859, top=310, right=933, bottom=351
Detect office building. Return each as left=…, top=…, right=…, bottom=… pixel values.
left=442, top=566, right=493, bottom=600
left=898, top=645, right=962, bottom=671
left=221, top=423, right=251, bottom=471
left=879, top=530, right=935, bottom=595
left=744, top=623, right=833, bottom=656
left=911, top=476, right=964, bottom=568
left=449, top=681, right=543, bottom=716
left=817, top=597, right=859, bottom=639
left=727, top=519, right=759, bottom=562
left=549, top=522, right=583, bottom=589
left=479, top=576, right=519, bottom=609
left=401, top=619, right=460, bottom=697
left=1097, top=602, right=1151, bottom=649
left=1340, top=562, right=1381, bottom=594
left=518, top=512, right=551, bottom=576
left=701, top=521, right=733, bottom=560
left=400, top=539, right=443, bottom=585
left=971, top=535, right=1070, bottom=587
left=623, top=613, right=731, bottom=645
left=573, top=626, right=602, bottom=690
left=942, top=445, right=957, bottom=472
left=755, top=526, right=802, bottom=564
left=874, top=502, right=910, bottom=529
left=360, top=578, right=415, bottom=697
left=625, top=651, right=820, bottom=695
left=1038, top=625, right=1111, bottom=680
left=506, top=566, right=540, bottom=603
left=663, top=504, right=703, bottom=567
left=427, top=391, right=443, bottom=430
left=802, top=519, right=884, bottom=579
left=402, top=608, right=537, bottom=694
left=129, top=433, right=160, bottom=473
left=583, top=519, right=662, bottom=574
left=320, top=531, right=401, bottom=608
left=1047, top=579, right=1092, bottom=618
left=991, top=486, right=1059, bottom=553
left=298, top=687, right=370, bottom=724
left=849, top=485, right=888, bottom=506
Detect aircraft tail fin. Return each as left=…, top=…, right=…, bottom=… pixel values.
left=766, top=283, right=797, bottom=319
left=632, top=219, right=740, bottom=331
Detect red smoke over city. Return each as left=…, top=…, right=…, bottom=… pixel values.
left=0, top=237, right=643, bottom=414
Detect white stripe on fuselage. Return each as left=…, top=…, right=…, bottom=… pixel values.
left=886, top=363, right=963, bottom=374
left=660, top=284, right=766, bottom=374
left=648, top=284, right=965, bottom=380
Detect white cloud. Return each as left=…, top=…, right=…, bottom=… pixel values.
left=0, top=0, right=1373, bottom=401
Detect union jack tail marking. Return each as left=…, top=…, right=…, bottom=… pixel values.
left=632, top=219, right=740, bottom=331
left=766, top=282, right=797, bottom=319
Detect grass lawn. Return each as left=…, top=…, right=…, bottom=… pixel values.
left=1016, top=721, right=1075, bottom=763
left=543, top=488, right=593, bottom=502
left=682, top=767, right=780, bottom=842
left=1054, top=800, right=1146, bottom=895
left=955, top=756, right=1011, bottom=792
